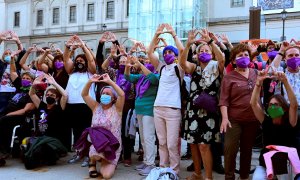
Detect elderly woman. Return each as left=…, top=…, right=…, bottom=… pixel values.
left=219, top=43, right=260, bottom=180
left=74, top=73, right=125, bottom=179
left=0, top=31, right=23, bottom=114
left=180, top=29, right=225, bottom=180
left=0, top=56, right=35, bottom=166
left=251, top=69, right=298, bottom=179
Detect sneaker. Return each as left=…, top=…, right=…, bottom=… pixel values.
left=123, top=159, right=132, bottom=167
left=68, top=154, right=80, bottom=164
left=181, top=152, right=192, bottom=160
left=139, top=165, right=155, bottom=176
left=187, top=162, right=194, bottom=172
left=135, top=163, right=147, bottom=171
left=81, top=157, right=89, bottom=167
left=213, top=164, right=225, bottom=174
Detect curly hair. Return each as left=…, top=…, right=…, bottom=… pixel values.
left=230, top=43, right=251, bottom=62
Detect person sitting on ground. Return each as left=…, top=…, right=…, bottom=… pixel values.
left=74, top=73, right=125, bottom=179
left=251, top=69, right=298, bottom=180
left=0, top=55, right=35, bottom=166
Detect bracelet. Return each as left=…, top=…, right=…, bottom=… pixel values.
left=207, top=39, right=214, bottom=45
left=172, top=34, right=177, bottom=38
left=278, top=52, right=284, bottom=57
left=255, top=83, right=262, bottom=87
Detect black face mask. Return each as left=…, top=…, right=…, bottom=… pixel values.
left=75, top=62, right=86, bottom=72
left=46, top=97, right=56, bottom=105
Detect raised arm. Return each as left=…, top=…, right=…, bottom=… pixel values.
left=29, top=77, right=43, bottom=108
left=45, top=74, right=68, bottom=110
left=272, top=41, right=288, bottom=68
left=250, top=70, right=268, bottom=123
left=11, top=31, right=23, bottom=51
left=148, top=24, right=165, bottom=69
left=102, top=44, right=117, bottom=70
left=19, top=47, right=34, bottom=71
left=10, top=56, right=19, bottom=82
left=219, top=34, right=233, bottom=50
left=179, top=30, right=197, bottom=74
left=278, top=72, right=298, bottom=127
left=63, top=36, right=77, bottom=74
left=81, top=74, right=99, bottom=112
left=164, top=24, right=184, bottom=54
left=202, top=30, right=225, bottom=74
left=77, top=36, right=96, bottom=74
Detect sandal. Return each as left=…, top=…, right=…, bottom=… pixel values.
left=88, top=164, right=99, bottom=178
left=186, top=172, right=203, bottom=180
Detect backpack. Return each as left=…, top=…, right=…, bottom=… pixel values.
left=146, top=167, right=179, bottom=180
left=159, top=65, right=189, bottom=116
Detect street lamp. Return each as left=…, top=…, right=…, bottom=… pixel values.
left=281, top=9, right=287, bottom=41
left=102, top=24, right=107, bottom=31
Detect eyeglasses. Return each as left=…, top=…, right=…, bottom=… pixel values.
left=268, top=103, right=280, bottom=107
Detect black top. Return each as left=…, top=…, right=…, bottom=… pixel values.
left=262, top=114, right=296, bottom=147
left=37, top=102, right=65, bottom=142
left=6, top=77, right=32, bottom=113
left=259, top=114, right=296, bottom=166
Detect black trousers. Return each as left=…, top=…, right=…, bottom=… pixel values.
left=65, top=103, right=92, bottom=148
left=121, top=100, right=135, bottom=160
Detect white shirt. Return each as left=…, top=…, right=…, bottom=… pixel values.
left=66, top=72, right=95, bottom=104
left=154, top=62, right=184, bottom=109
left=273, top=65, right=300, bottom=106
left=0, top=64, right=16, bottom=92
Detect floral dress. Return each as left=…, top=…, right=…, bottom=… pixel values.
left=183, top=61, right=221, bottom=144
left=89, top=105, right=122, bottom=165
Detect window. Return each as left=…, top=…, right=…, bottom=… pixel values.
left=14, top=12, right=20, bottom=27
left=53, top=8, right=60, bottom=24
left=231, top=0, right=244, bottom=7
left=87, top=3, right=95, bottom=21
left=106, top=1, right=115, bottom=19
left=69, top=6, right=76, bottom=23
left=37, top=10, right=43, bottom=26
left=126, top=0, right=129, bottom=17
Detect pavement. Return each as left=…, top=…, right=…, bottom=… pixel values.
left=0, top=140, right=260, bottom=180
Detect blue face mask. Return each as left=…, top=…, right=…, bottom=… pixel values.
left=100, top=94, right=112, bottom=105
left=4, top=56, right=11, bottom=63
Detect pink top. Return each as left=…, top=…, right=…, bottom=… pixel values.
left=89, top=105, right=122, bottom=165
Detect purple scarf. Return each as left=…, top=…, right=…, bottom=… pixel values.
left=116, top=72, right=131, bottom=99
left=135, top=75, right=151, bottom=98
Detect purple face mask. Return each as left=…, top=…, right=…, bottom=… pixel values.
left=118, top=65, right=125, bottom=74
left=286, top=57, right=300, bottom=70
left=267, top=51, right=278, bottom=60
left=54, top=61, right=64, bottom=70
left=144, top=63, right=155, bottom=72
left=198, top=52, right=212, bottom=63
left=21, top=79, right=32, bottom=87
left=163, top=54, right=175, bottom=65
left=236, top=57, right=250, bottom=68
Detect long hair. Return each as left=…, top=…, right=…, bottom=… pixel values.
left=74, top=54, right=88, bottom=72
left=268, top=94, right=289, bottom=121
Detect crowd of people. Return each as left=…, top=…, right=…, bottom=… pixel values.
left=0, top=24, right=300, bottom=180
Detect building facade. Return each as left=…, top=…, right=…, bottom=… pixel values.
left=2, top=0, right=300, bottom=56
left=2, top=0, right=129, bottom=57
left=208, top=0, right=300, bottom=42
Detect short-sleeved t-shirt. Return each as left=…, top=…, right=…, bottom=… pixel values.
left=0, top=64, right=16, bottom=92
left=37, top=102, right=65, bottom=141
